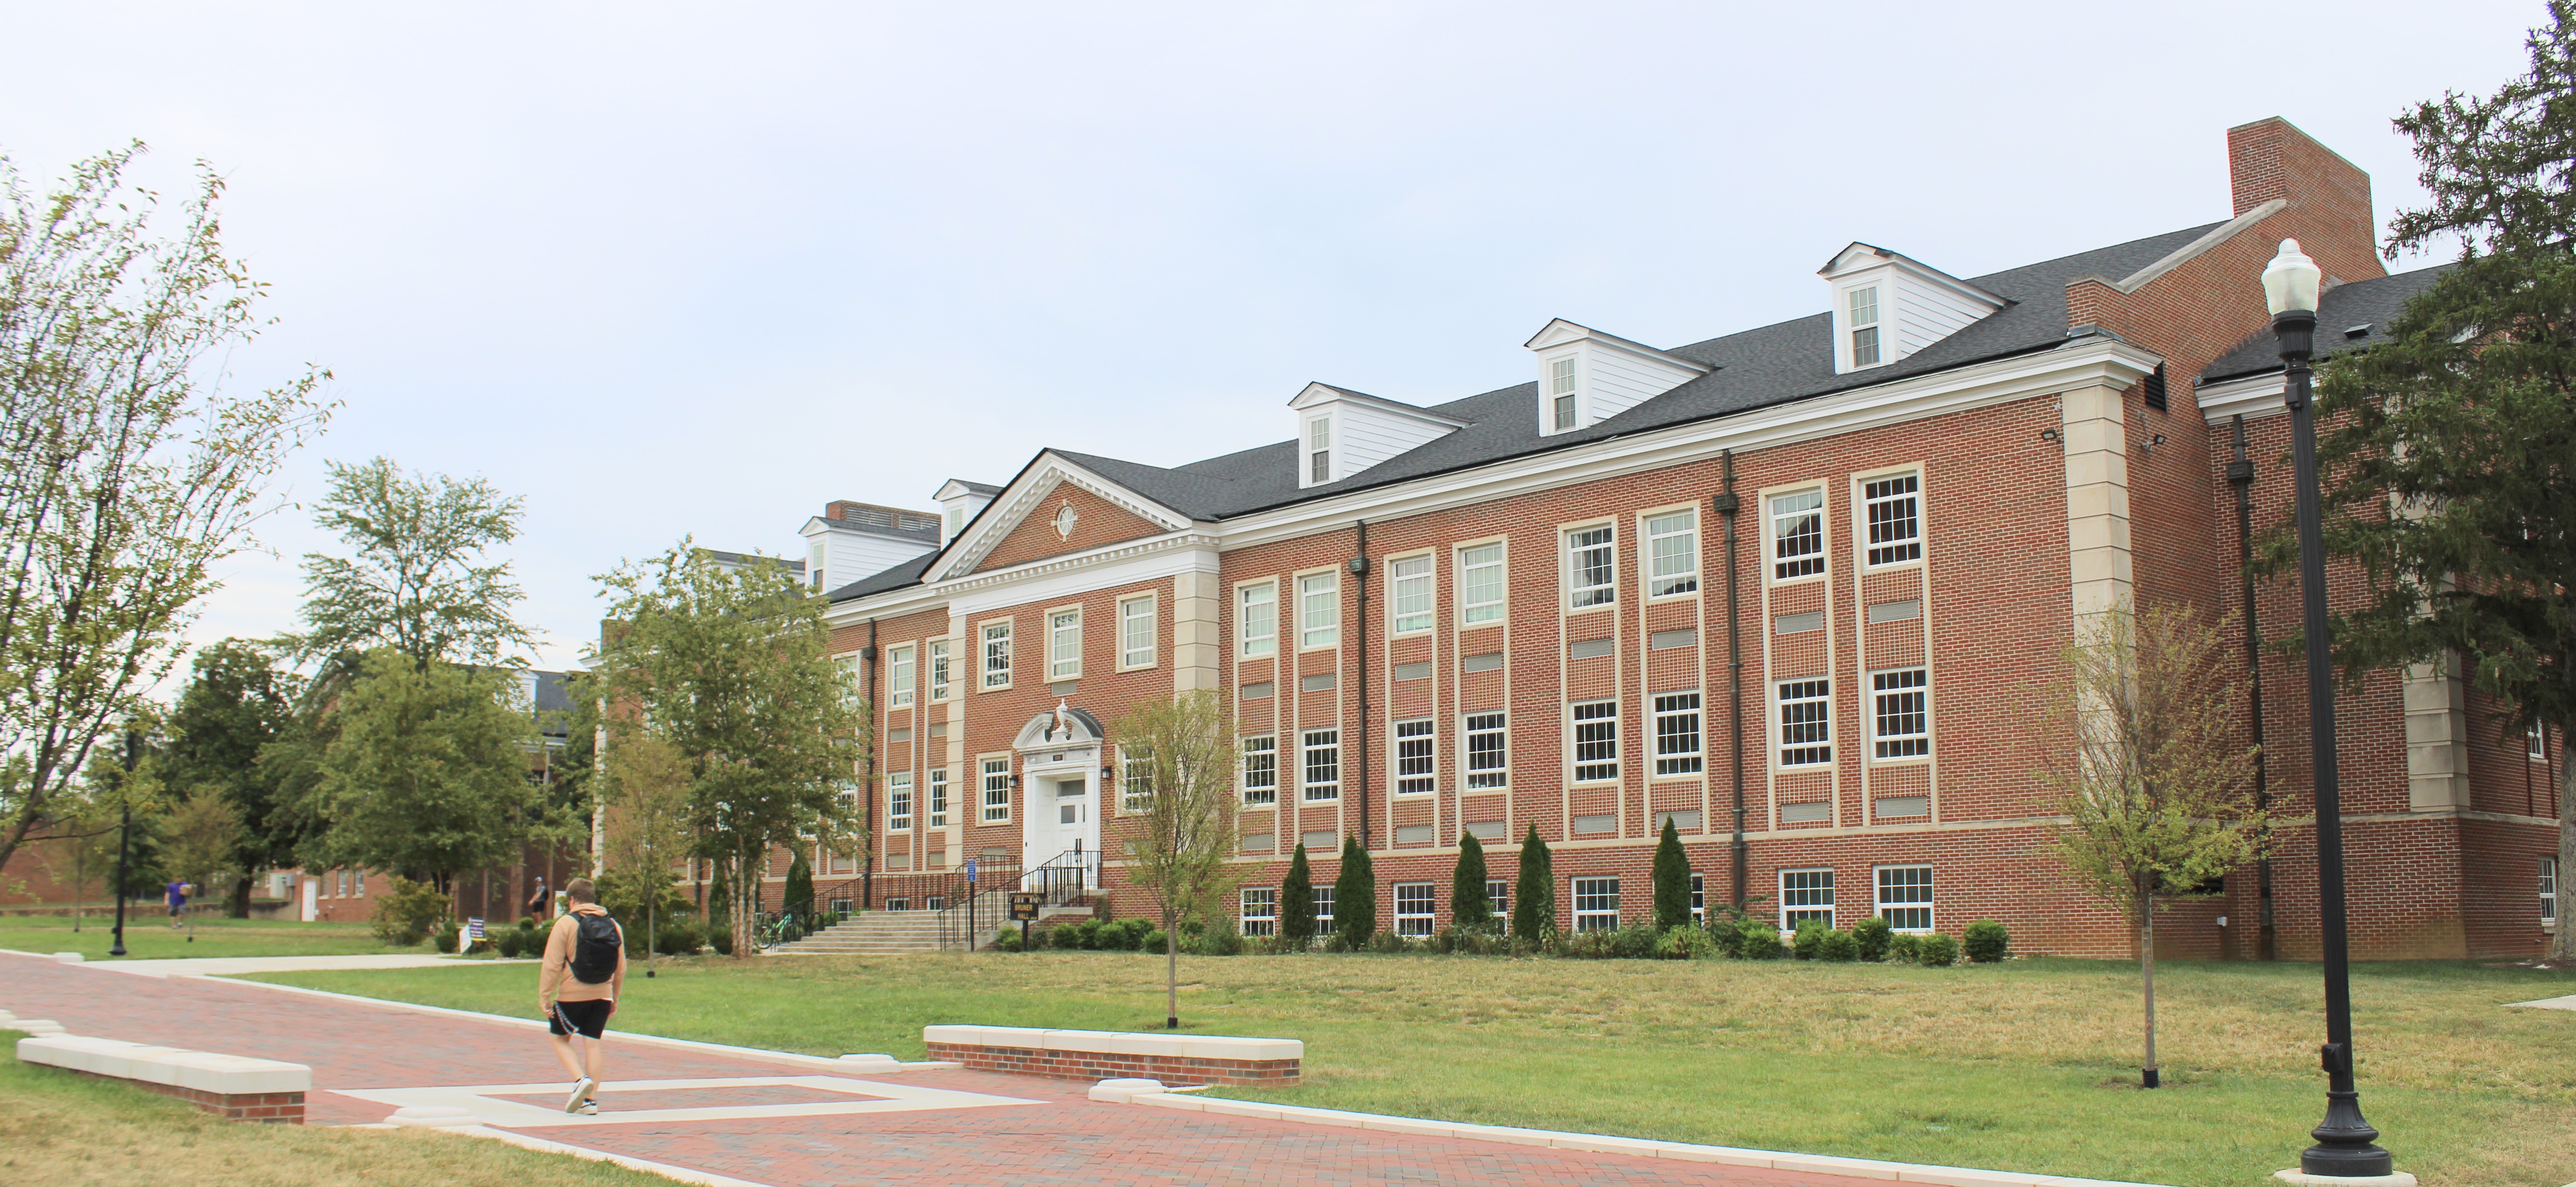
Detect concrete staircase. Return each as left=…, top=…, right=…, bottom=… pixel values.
left=777, top=905, right=1091, bottom=955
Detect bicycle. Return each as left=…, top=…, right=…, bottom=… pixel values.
left=753, top=912, right=800, bottom=951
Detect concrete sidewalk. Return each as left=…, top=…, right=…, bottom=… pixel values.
left=61, top=952, right=483, bottom=978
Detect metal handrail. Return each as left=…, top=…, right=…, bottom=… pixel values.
left=936, top=847, right=1098, bottom=950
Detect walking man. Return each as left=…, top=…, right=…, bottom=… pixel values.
left=537, top=877, right=626, bottom=1114
left=525, top=875, right=550, bottom=922
left=165, top=879, right=189, bottom=929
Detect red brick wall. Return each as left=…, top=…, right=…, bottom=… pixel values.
left=975, top=484, right=1167, bottom=573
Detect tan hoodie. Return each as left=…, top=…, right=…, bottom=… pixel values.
left=539, top=902, right=627, bottom=1005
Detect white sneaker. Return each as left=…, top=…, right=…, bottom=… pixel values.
left=575, top=1101, right=599, bottom=1115
left=564, top=1077, right=595, bottom=1112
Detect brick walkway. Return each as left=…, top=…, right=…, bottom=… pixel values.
left=0, top=953, right=1888, bottom=1187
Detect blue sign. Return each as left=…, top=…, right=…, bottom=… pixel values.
left=964, top=859, right=978, bottom=882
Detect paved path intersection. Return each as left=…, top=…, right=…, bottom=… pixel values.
left=3, top=951, right=1908, bottom=1187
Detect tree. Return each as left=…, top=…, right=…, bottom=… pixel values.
left=1512, top=825, right=1555, bottom=943
left=2046, top=603, right=2282, bottom=1089
left=596, top=730, right=692, bottom=968
left=163, top=639, right=297, bottom=915
left=1333, top=834, right=1375, bottom=950
left=161, top=790, right=242, bottom=906
left=783, top=848, right=814, bottom=919
left=2291, top=3, right=2576, bottom=959
left=588, top=542, right=864, bottom=959
left=1116, top=691, right=1241, bottom=1028
left=1652, top=817, right=1691, bottom=930
left=0, top=143, right=331, bottom=883
left=289, top=457, right=533, bottom=671
left=1450, top=832, right=1491, bottom=932
left=305, top=649, right=543, bottom=906
left=1280, top=841, right=1315, bottom=949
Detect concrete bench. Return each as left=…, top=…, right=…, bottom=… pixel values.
left=924, top=1024, right=1299, bottom=1087
left=16, top=1034, right=311, bottom=1123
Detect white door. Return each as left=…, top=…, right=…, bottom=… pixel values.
left=1048, top=776, right=1091, bottom=859
left=300, top=878, right=317, bottom=922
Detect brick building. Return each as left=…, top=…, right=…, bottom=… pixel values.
left=799, top=118, right=2561, bottom=960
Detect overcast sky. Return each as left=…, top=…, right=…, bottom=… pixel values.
left=1, top=2, right=2538, bottom=674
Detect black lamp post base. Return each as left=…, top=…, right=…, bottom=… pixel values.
left=2273, top=1172, right=2413, bottom=1187
left=2301, top=1088, right=2392, bottom=1178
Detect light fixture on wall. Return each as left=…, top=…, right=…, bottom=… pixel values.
left=2039, top=428, right=2061, bottom=443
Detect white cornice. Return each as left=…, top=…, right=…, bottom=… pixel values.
left=2102, top=199, right=2287, bottom=294
left=1287, top=382, right=1472, bottom=428
left=2196, top=372, right=2288, bottom=422
left=827, top=532, right=1223, bottom=626
left=925, top=453, right=1195, bottom=583
left=1522, top=319, right=1712, bottom=373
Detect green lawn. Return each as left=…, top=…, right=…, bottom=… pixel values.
left=0, top=913, right=411, bottom=961
left=244, top=951, right=2576, bottom=1187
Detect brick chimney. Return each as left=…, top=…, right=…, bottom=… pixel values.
left=2226, top=117, right=2381, bottom=285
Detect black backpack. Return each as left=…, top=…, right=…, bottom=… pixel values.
left=570, top=911, right=621, bottom=984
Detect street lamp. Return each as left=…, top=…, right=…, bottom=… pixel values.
left=2263, top=238, right=2396, bottom=1180
left=108, top=730, right=138, bottom=958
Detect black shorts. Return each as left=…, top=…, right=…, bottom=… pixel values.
left=548, top=998, right=611, bottom=1039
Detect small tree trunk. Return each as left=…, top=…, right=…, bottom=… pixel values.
left=1165, top=908, right=1180, bottom=1030
left=2140, top=909, right=2160, bottom=1089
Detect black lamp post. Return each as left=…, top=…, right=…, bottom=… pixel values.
left=2263, top=239, right=2395, bottom=1180
left=108, top=730, right=138, bottom=958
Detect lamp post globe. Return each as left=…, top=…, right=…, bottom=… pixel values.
left=2264, top=238, right=2396, bottom=1180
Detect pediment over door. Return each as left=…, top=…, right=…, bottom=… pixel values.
left=1014, top=703, right=1107, bottom=754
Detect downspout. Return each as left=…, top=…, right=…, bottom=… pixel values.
left=863, top=619, right=879, bottom=910
left=1716, top=451, right=1747, bottom=911
left=1351, top=522, right=1371, bottom=850
left=2228, top=415, right=2277, bottom=961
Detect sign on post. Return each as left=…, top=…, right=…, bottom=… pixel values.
left=964, top=859, right=978, bottom=883
left=1009, top=893, right=1041, bottom=921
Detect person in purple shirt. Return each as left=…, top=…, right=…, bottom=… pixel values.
left=165, top=879, right=188, bottom=928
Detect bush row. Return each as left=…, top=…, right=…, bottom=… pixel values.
left=990, top=914, right=2010, bottom=964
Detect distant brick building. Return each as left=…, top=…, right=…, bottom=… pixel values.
left=794, top=118, right=2557, bottom=960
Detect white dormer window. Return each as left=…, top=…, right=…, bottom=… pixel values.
left=1286, top=382, right=1466, bottom=489
left=1550, top=357, right=1579, bottom=430
left=807, top=541, right=826, bottom=591
left=1848, top=287, right=1883, bottom=368
left=1307, top=417, right=1333, bottom=484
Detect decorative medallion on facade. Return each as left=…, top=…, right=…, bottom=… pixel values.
left=1052, top=501, right=1079, bottom=541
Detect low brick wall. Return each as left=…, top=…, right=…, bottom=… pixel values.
left=66, top=1069, right=305, bottom=1123
left=923, top=1025, right=1300, bottom=1087
left=17, top=1034, right=311, bottom=1125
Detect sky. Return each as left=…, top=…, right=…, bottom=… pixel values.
left=0, top=1, right=2540, bottom=675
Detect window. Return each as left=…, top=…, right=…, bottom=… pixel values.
left=1777, top=679, right=1832, bottom=767
left=1298, top=573, right=1339, bottom=648
left=1313, top=885, right=1335, bottom=933
left=1690, top=873, right=1705, bottom=926
left=1646, top=509, right=1698, bottom=597
left=928, top=768, right=948, bottom=828
left=2542, top=856, right=2558, bottom=924
left=929, top=640, right=951, bottom=702
left=1849, top=286, right=1882, bottom=367
left=1239, top=582, right=1276, bottom=657
left=885, top=897, right=911, bottom=912
left=1567, top=526, right=1616, bottom=609
left=1308, top=417, right=1333, bottom=484
left=981, top=758, right=1012, bottom=823
left=1572, top=877, right=1620, bottom=932
left=1049, top=609, right=1082, bottom=680
left=888, top=645, right=916, bottom=708
left=1390, top=555, right=1433, bottom=634
left=1654, top=692, right=1703, bottom=777
left=1877, top=866, right=1933, bottom=931
left=1781, top=869, right=1834, bottom=929
left=1871, top=668, right=1930, bottom=759
left=1395, top=719, right=1435, bottom=794
left=1241, top=888, right=1278, bottom=937
left=1770, top=489, right=1825, bottom=580
left=1241, top=736, right=1278, bottom=805
left=1396, top=883, right=1436, bottom=938
left=888, top=772, right=914, bottom=832
left=1465, top=712, right=1509, bottom=789
left=1120, top=746, right=1155, bottom=813
left=1120, top=595, right=1156, bottom=668
left=1459, top=543, right=1505, bottom=624
left=1487, top=880, right=1510, bottom=920
left=1303, top=730, right=1340, bottom=801
left=1864, top=472, right=1922, bottom=566
left=1572, top=700, right=1619, bottom=783
left=981, top=621, right=1013, bottom=688
left=2531, top=722, right=2549, bottom=762
left=947, top=505, right=965, bottom=535
left=809, top=541, right=827, bottom=591
left=1550, top=356, right=1578, bottom=430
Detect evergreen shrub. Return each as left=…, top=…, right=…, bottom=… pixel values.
left=1817, top=928, right=1858, bottom=961
left=993, top=926, right=1024, bottom=952
left=707, top=927, right=734, bottom=956
left=1141, top=927, right=1168, bottom=954
left=1791, top=919, right=1828, bottom=960
left=1917, top=932, right=1960, bottom=966
left=654, top=922, right=701, bottom=956
left=1962, top=919, right=2010, bottom=963
left=1199, top=927, right=1246, bottom=956
left=1851, top=916, right=1893, bottom=962
left=1736, top=916, right=1783, bottom=959
left=1887, top=932, right=1922, bottom=963
left=1117, top=918, right=1155, bottom=950
left=1610, top=923, right=1660, bottom=959
left=1650, top=818, right=1691, bottom=929
left=1367, top=929, right=1409, bottom=954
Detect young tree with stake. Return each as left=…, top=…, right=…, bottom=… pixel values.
left=1116, top=691, right=1240, bottom=1028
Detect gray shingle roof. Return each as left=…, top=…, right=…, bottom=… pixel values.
left=2199, top=263, right=2457, bottom=382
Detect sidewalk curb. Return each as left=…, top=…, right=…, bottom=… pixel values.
left=446, top=1124, right=774, bottom=1187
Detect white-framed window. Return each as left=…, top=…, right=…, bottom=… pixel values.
left=1863, top=472, right=1922, bottom=566
left=929, top=640, right=951, bottom=702
left=1119, top=594, right=1157, bottom=669
left=1781, top=868, right=1834, bottom=929
left=1048, top=608, right=1082, bottom=680
left=1298, top=572, right=1339, bottom=649
left=888, top=772, right=914, bottom=832
left=946, top=504, right=965, bottom=536
left=1241, top=887, right=1278, bottom=937
left=1303, top=729, right=1340, bottom=801
left=1690, top=872, right=1705, bottom=926
left=1848, top=285, right=1883, bottom=368
left=1312, top=885, right=1335, bottom=933
left=808, top=540, right=828, bottom=591
left=1777, top=679, right=1832, bottom=768
left=1459, top=543, right=1506, bottom=625
left=1653, top=692, right=1703, bottom=777
left=1239, top=581, right=1277, bottom=658
left=1572, top=877, right=1620, bottom=932
left=1770, top=488, right=1826, bottom=581
left=1465, top=712, right=1508, bottom=789
left=2531, top=722, right=2549, bottom=762
left=1241, top=735, right=1277, bottom=805
left=1395, top=883, right=1436, bottom=937
left=1550, top=356, right=1579, bottom=430
left=981, top=621, right=1013, bottom=689
left=1877, top=865, right=1933, bottom=932
left=1487, top=879, right=1510, bottom=920
left=1566, top=525, right=1616, bottom=609
left=1395, top=719, right=1435, bottom=794
left=1871, top=668, right=1930, bottom=760
left=980, top=757, right=1012, bottom=823
left=1307, top=417, right=1333, bottom=484
left=2543, top=855, right=2559, bottom=924
left=1120, top=745, right=1155, bottom=813
left=1572, top=700, right=1619, bottom=783
left=1389, top=555, right=1434, bottom=634
left=888, top=645, right=916, bottom=708
left=928, top=768, right=948, bottom=828
left=1646, top=509, right=1698, bottom=598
